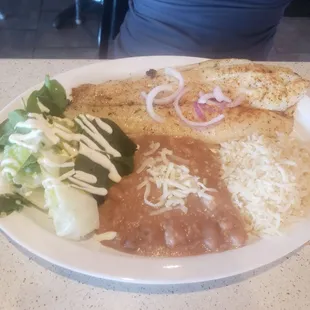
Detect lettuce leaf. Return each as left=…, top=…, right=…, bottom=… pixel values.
left=43, top=179, right=99, bottom=240
left=0, top=193, right=30, bottom=215
left=0, top=110, right=28, bottom=148
left=25, top=75, right=69, bottom=116
left=0, top=76, right=68, bottom=150
left=0, top=119, right=13, bottom=148
left=8, top=109, right=28, bottom=125
left=0, top=175, right=36, bottom=216
left=1, top=144, right=33, bottom=180
left=13, top=155, right=42, bottom=189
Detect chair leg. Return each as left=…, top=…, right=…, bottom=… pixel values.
left=98, top=0, right=129, bottom=58
left=75, top=0, right=82, bottom=25
left=0, top=12, right=6, bottom=20
left=98, top=0, right=114, bottom=59
left=53, top=0, right=97, bottom=29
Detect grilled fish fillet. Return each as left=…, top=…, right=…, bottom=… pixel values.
left=67, top=59, right=309, bottom=143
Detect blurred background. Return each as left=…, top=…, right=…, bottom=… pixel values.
left=0, top=0, right=309, bottom=60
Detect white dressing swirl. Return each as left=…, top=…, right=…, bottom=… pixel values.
left=79, top=142, right=121, bottom=183
left=0, top=158, right=19, bottom=167
left=74, top=170, right=97, bottom=184
left=37, top=102, right=50, bottom=113
left=86, top=114, right=113, bottom=134
left=68, top=177, right=108, bottom=196
left=6, top=112, right=126, bottom=196
left=9, top=130, right=44, bottom=152
left=75, top=115, right=121, bottom=157
left=38, top=158, right=74, bottom=168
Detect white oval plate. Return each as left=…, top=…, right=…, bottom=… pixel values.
left=1, top=56, right=310, bottom=285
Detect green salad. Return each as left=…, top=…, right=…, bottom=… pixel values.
left=0, top=76, right=137, bottom=240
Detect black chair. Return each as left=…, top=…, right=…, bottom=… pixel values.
left=285, top=0, right=310, bottom=17
left=98, top=0, right=129, bottom=58
left=53, top=0, right=129, bottom=59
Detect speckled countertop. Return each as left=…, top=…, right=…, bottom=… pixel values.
left=1, top=60, right=310, bottom=310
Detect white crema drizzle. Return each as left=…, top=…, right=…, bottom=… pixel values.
left=6, top=112, right=120, bottom=196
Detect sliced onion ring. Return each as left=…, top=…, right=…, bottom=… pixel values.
left=202, top=103, right=224, bottom=113
left=146, top=84, right=173, bottom=123
left=153, top=68, right=185, bottom=104
left=198, top=92, right=214, bottom=104
left=142, top=68, right=185, bottom=106
left=213, top=86, right=232, bottom=103
left=193, top=101, right=206, bottom=120
left=173, top=88, right=224, bottom=127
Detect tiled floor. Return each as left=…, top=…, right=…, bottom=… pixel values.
left=0, top=0, right=310, bottom=60
left=0, top=0, right=100, bottom=59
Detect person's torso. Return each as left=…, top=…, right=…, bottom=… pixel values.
left=112, top=0, right=291, bottom=59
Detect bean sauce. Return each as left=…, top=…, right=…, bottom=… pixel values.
left=97, top=135, right=247, bottom=257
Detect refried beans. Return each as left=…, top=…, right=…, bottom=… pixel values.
left=97, top=135, right=247, bottom=257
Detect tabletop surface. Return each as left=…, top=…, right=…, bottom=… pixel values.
left=1, top=59, right=310, bottom=310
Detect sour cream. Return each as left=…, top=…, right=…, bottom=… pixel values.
left=7, top=112, right=122, bottom=196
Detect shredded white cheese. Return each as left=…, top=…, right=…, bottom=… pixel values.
left=143, top=141, right=160, bottom=156
left=219, top=133, right=310, bottom=236
left=137, top=144, right=215, bottom=214
left=93, top=231, right=117, bottom=241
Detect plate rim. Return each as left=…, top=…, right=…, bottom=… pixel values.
left=1, top=55, right=309, bottom=284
